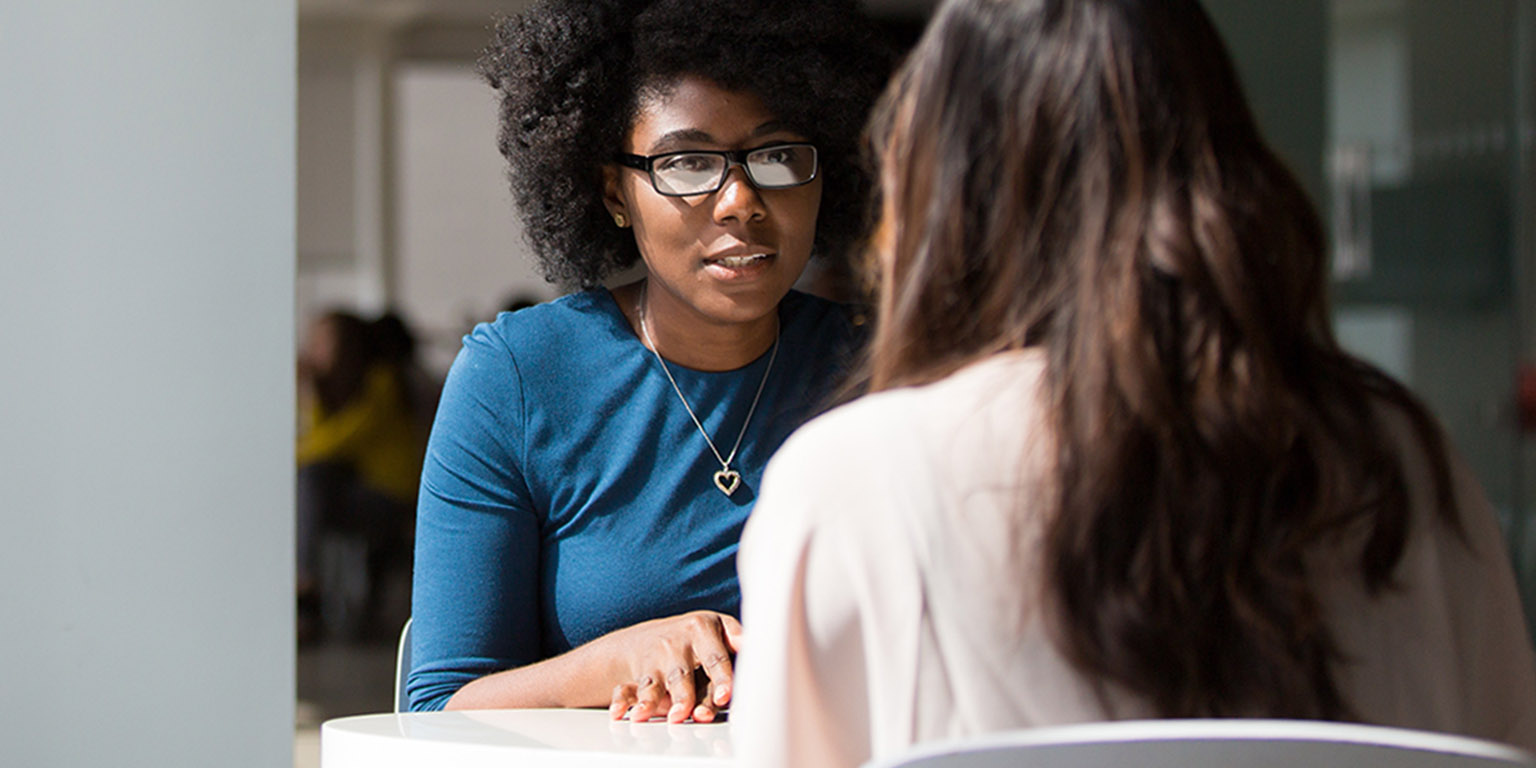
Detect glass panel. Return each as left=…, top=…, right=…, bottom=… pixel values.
left=1326, top=0, right=1535, bottom=623
left=1513, top=0, right=1536, bottom=621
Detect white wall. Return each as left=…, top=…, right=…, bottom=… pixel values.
left=0, top=2, right=295, bottom=766
left=296, top=32, right=555, bottom=376
left=394, top=62, right=554, bottom=374
left=297, top=20, right=392, bottom=327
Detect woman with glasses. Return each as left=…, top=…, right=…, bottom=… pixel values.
left=406, top=0, right=891, bottom=721
left=732, top=0, right=1536, bottom=765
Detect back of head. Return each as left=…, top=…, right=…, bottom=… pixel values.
left=370, top=311, right=417, bottom=368
left=480, top=0, right=894, bottom=287
left=869, top=0, right=1327, bottom=383
left=867, top=0, right=1454, bottom=718
left=307, top=310, right=376, bottom=413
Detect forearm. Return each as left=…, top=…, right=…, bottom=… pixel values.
left=444, top=641, right=623, bottom=710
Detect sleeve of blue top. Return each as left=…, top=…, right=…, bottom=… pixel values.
left=407, top=324, right=541, bottom=712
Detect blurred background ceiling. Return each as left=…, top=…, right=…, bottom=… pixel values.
left=297, top=0, right=940, bottom=23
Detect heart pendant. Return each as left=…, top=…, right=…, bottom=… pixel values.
left=713, top=469, right=742, bottom=496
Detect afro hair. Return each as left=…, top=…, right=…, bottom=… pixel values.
left=479, top=0, right=896, bottom=288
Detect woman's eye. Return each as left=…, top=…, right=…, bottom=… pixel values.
left=758, top=148, right=792, bottom=165
left=658, top=154, right=715, bottom=173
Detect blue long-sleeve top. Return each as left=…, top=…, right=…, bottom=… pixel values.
left=408, top=288, right=856, bottom=711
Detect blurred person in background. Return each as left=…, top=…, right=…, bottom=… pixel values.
left=297, top=309, right=427, bottom=642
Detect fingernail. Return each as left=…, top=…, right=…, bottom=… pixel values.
left=714, top=685, right=730, bottom=705
left=669, top=703, right=686, bottom=720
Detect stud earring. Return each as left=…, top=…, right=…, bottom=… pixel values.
left=613, top=213, right=628, bottom=228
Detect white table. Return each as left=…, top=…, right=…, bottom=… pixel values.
left=321, top=708, right=734, bottom=767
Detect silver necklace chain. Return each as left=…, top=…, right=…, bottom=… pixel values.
left=637, top=281, right=779, bottom=495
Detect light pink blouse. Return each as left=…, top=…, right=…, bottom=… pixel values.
left=733, top=350, right=1536, bottom=768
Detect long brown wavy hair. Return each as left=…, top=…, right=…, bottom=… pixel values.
left=863, top=0, right=1455, bottom=718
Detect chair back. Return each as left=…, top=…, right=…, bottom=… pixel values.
left=865, top=719, right=1535, bottom=768
left=393, top=617, right=412, bottom=714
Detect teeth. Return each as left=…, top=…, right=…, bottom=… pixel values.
left=716, top=254, right=769, bottom=268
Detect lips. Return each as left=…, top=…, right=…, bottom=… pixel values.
left=702, top=249, right=776, bottom=281
left=709, top=253, right=772, bottom=268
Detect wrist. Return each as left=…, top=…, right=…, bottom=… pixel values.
left=556, top=636, right=628, bottom=708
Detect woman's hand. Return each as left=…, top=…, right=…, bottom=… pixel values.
left=442, top=609, right=744, bottom=715
left=604, top=611, right=744, bottom=723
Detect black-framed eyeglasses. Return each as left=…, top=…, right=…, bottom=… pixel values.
left=614, top=143, right=819, bottom=197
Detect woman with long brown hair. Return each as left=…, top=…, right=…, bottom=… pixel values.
left=731, top=0, right=1536, bottom=765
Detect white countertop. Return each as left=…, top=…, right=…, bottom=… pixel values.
left=322, top=708, right=734, bottom=767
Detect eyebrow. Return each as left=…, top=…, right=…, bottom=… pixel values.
left=645, top=121, right=799, bottom=154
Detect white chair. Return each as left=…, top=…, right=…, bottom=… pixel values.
left=863, top=719, right=1536, bottom=768
left=393, top=617, right=413, bottom=714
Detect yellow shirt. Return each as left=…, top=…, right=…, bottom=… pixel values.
left=297, top=366, right=425, bottom=503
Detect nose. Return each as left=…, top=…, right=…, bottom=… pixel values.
left=711, top=165, right=767, bottom=223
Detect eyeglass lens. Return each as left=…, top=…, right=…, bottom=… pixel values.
left=651, top=145, right=816, bottom=195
